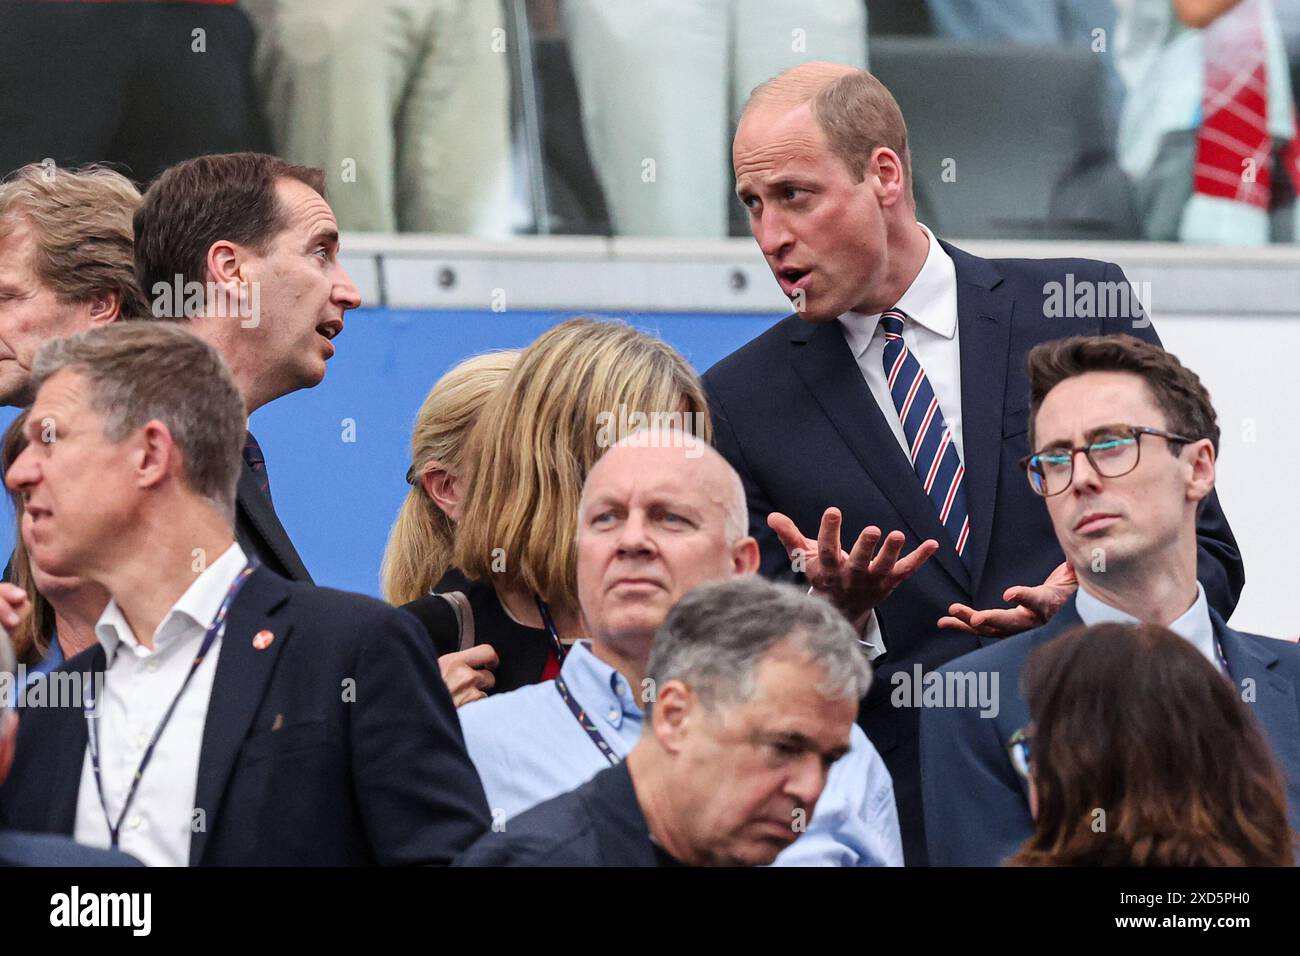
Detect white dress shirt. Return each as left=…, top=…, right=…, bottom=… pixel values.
left=1075, top=581, right=1220, bottom=672
left=835, top=223, right=963, bottom=656
left=74, top=542, right=249, bottom=866
left=837, top=221, right=965, bottom=466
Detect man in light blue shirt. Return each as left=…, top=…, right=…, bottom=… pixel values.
left=460, top=429, right=903, bottom=866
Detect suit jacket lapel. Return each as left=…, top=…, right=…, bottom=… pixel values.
left=1217, top=617, right=1300, bottom=778
left=788, top=319, right=970, bottom=591
left=189, top=568, right=293, bottom=865
left=236, top=462, right=313, bottom=583
left=946, top=241, right=1015, bottom=596
left=46, top=646, right=103, bottom=833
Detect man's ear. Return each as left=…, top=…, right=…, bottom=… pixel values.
left=87, top=289, right=122, bottom=325
left=136, top=420, right=178, bottom=491
left=651, top=680, right=695, bottom=754
left=1186, top=438, right=1216, bottom=504
left=207, top=239, right=244, bottom=288
left=418, top=462, right=462, bottom=522
left=870, top=146, right=908, bottom=207
left=734, top=536, right=761, bottom=575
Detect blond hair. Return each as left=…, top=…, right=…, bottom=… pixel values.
left=453, top=318, right=711, bottom=613
left=0, top=163, right=147, bottom=318
left=747, top=64, right=911, bottom=194
left=381, top=351, right=520, bottom=604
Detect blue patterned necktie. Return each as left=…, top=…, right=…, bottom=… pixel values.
left=878, top=310, right=970, bottom=557
left=242, top=431, right=272, bottom=504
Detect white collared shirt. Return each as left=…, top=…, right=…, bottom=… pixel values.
left=74, top=542, right=249, bottom=866
left=1075, top=581, right=1219, bottom=672
left=837, top=222, right=965, bottom=466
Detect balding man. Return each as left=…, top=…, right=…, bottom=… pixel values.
left=457, top=429, right=902, bottom=866
left=703, top=62, right=1243, bottom=863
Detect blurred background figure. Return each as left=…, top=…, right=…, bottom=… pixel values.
left=383, top=350, right=519, bottom=706
left=1007, top=622, right=1295, bottom=866
left=396, top=317, right=709, bottom=703
left=242, top=0, right=513, bottom=235
left=564, top=0, right=868, bottom=237
left=0, top=0, right=267, bottom=185
left=1114, top=0, right=1300, bottom=242
left=2, top=412, right=109, bottom=686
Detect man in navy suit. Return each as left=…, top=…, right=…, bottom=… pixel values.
left=133, top=152, right=367, bottom=583
left=704, top=62, right=1244, bottom=863
left=0, top=322, right=489, bottom=865
left=920, top=334, right=1299, bottom=866
left=0, top=630, right=141, bottom=867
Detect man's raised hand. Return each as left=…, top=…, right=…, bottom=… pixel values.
left=769, top=507, right=938, bottom=631
left=937, top=560, right=1078, bottom=638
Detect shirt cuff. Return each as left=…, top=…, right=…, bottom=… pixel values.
left=858, top=611, right=886, bottom=661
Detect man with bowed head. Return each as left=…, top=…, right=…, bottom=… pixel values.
left=457, top=428, right=902, bottom=866
left=459, top=574, right=874, bottom=867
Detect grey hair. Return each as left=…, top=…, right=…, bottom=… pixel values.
left=645, top=577, right=872, bottom=720
left=31, top=323, right=246, bottom=518
left=596, top=426, right=750, bottom=545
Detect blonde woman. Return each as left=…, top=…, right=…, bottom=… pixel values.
left=382, top=351, right=519, bottom=706
left=404, top=317, right=711, bottom=706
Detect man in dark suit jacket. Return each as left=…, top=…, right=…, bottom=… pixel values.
left=706, top=63, right=1244, bottom=864
left=920, top=334, right=1294, bottom=865
left=0, top=630, right=142, bottom=867
left=0, top=322, right=488, bottom=865
left=457, top=577, right=872, bottom=867
left=133, top=152, right=368, bottom=584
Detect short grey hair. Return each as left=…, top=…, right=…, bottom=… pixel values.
left=31, top=323, right=246, bottom=517
left=646, top=577, right=872, bottom=720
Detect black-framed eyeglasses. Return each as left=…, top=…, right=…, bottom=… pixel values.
left=1019, top=424, right=1195, bottom=498
left=1007, top=726, right=1033, bottom=781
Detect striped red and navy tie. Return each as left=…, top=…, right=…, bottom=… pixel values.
left=879, top=310, right=970, bottom=558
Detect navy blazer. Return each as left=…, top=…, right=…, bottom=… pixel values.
left=236, top=462, right=313, bottom=583
left=0, top=567, right=491, bottom=865
left=703, top=241, right=1245, bottom=864
left=455, top=762, right=667, bottom=867
left=0, top=829, right=143, bottom=867
left=919, top=596, right=1300, bottom=866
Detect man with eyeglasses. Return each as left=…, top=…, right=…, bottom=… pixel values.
left=918, top=333, right=1300, bottom=866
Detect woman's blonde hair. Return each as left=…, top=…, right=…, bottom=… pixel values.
left=380, top=350, right=520, bottom=605
left=453, top=317, right=711, bottom=613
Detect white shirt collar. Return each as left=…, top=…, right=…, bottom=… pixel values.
left=1074, top=581, right=1219, bottom=669
left=96, top=542, right=250, bottom=662
left=838, top=222, right=957, bottom=359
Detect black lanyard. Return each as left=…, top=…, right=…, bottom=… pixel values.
left=554, top=673, right=620, bottom=767
left=83, top=561, right=258, bottom=848
left=534, top=596, right=568, bottom=666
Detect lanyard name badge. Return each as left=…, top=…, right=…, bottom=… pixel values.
left=82, top=561, right=258, bottom=848
left=534, top=595, right=568, bottom=667
left=536, top=596, right=619, bottom=767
